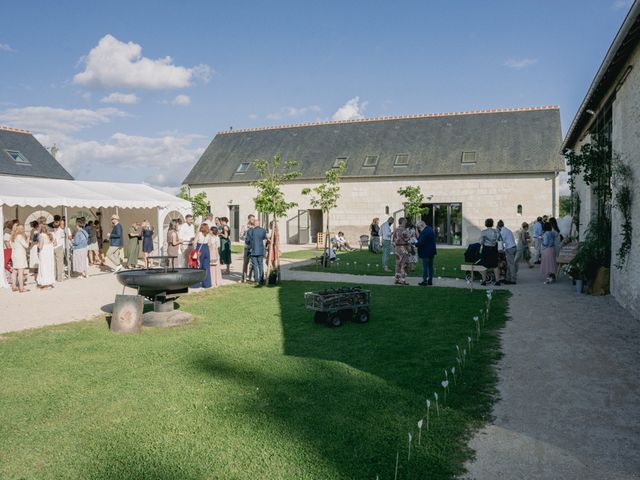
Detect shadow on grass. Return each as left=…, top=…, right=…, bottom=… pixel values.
left=188, top=282, right=507, bottom=479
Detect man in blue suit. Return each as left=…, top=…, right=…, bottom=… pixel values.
left=416, top=220, right=437, bottom=286
left=245, top=218, right=267, bottom=285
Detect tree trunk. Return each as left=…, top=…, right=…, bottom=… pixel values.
left=324, top=210, right=330, bottom=268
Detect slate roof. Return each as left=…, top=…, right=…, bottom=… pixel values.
left=184, top=106, right=564, bottom=186
left=0, top=126, right=73, bottom=180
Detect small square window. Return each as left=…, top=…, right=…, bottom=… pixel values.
left=5, top=150, right=31, bottom=166
left=333, top=157, right=347, bottom=168
left=236, top=162, right=250, bottom=173
left=461, top=151, right=477, bottom=164
left=363, top=155, right=378, bottom=167
left=394, top=154, right=409, bottom=166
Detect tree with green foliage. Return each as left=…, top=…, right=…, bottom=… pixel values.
left=397, top=185, right=428, bottom=224
left=302, top=160, right=346, bottom=265
left=251, top=155, right=301, bottom=279
left=559, top=195, right=571, bottom=217
left=177, top=186, right=209, bottom=222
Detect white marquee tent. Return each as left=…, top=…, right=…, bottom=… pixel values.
left=1, top=175, right=192, bottom=288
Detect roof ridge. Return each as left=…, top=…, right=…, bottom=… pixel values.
left=0, top=125, right=32, bottom=134
left=218, top=105, right=560, bottom=135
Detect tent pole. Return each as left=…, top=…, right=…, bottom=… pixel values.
left=157, top=208, right=165, bottom=259
left=64, top=206, right=70, bottom=279
left=0, top=204, right=7, bottom=288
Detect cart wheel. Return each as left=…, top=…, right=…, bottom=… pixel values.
left=355, top=307, right=370, bottom=323
left=487, top=272, right=496, bottom=285
left=314, top=311, right=328, bottom=324
left=465, top=272, right=472, bottom=283
left=329, top=313, right=342, bottom=327
left=338, top=309, right=353, bottom=323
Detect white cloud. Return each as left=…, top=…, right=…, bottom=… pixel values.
left=267, top=105, right=321, bottom=120
left=559, top=171, right=570, bottom=196
left=172, top=94, right=191, bottom=106
left=504, top=58, right=538, bottom=70
left=331, top=97, right=367, bottom=121
left=612, top=0, right=632, bottom=10
left=0, top=106, right=128, bottom=134
left=34, top=131, right=205, bottom=187
left=100, top=92, right=140, bottom=105
left=248, top=113, right=258, bottom=120
left=73, top=34, right=212, bottom=90
left=0, top=43, right=15, bottom=52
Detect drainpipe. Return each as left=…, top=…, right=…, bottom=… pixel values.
left=552, top=170, right=558, bottom=217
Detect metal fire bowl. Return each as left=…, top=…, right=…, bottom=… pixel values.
left=116, top=268, right=206, bottom=300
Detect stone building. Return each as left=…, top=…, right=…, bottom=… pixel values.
left=184, top=106, right=563, bottom=246
left=562, top=1, right=640, bottom=318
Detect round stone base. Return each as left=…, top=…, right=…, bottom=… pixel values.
left=142, top=310, right=193, bottom=328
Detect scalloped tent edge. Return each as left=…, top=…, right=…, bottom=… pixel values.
left=0, top=175, right=192, bottom=288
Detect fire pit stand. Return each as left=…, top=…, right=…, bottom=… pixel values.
left=115, top=256, right=206, bottom=328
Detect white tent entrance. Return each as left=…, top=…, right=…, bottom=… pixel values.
left=1, top=175, right=191, bottom=288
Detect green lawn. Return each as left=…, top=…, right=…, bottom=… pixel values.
left=0, top=281, right=507, bottom=479
left=293, top=248, right=466, bottom=278
left=280, top=247, right=322, bottom=260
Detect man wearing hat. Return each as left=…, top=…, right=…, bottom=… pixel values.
left=106, top=214, right=124, bottom=272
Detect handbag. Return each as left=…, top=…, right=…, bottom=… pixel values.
left=188, top=243, right=203, bottom=268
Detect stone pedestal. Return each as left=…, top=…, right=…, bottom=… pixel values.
left=111, top=294, right=144, bottom=333
left=142, top=310, right=193, bottom=328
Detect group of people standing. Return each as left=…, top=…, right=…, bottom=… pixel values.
left=476, top=215, right=563, bottom=286
left=367, top=216, right=437, bottom=286
left=3, top=214, right=106, bottom=292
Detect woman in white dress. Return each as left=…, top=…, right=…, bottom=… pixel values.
left=209, top=226, right=223, bottom=288
left=28, top=220, right=40, bottom=273
left=10, top=223, right=29, bottom=292
left=37, top=225, right=55, bottom=288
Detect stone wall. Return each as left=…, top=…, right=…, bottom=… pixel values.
left=191, top=172, right=558, bottom=246
left=611, top=43, right=640, bottom=319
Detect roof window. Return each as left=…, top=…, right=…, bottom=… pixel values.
left=394, top=154, right=409, bottom=166
left=333, top=157, right=347, bottom=168
left=5, top=150, right=31, bottom=166
left=236, top=162, right=250, bottom=173
left=363, top=155, right=378, bottom=167
left=461, top=151, right=477, bottom=164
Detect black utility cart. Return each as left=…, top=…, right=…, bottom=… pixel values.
left=304, top=287, right=371, bottom=327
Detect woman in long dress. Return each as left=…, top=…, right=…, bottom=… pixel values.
left=166, top=220, right=180, bottom=267
left=194, top=224, right=211, bottom=288
left=392, top=217, right=411, bottom=285
left=10, top=223, right=29, bottom=292
left=219, top=217, right=232, bottom=274
left=37, top=225, right=55, bottom=288
left=541, top=222, right=558, bottom=284
left=126, top=222, right=141, bottom=268
left=28, top=220, right=40, bottom=273
left=141, top=220, right=154, bottom=265
left=209, top=226, right=223, bottom=287
left=72, top=221, right=89, bottom=278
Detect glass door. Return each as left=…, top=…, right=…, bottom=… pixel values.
left=422, top=203, right=463, bottom=245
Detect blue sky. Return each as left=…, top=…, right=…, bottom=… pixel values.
left=0, top=0, right=634, bottom=190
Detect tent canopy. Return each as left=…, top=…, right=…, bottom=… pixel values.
left=0, top=175, right=190, bottom=210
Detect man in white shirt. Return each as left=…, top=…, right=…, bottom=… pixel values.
left=178, top=214, right=196, bottom=268
left=497, top=219, right=517, bottom=284
left=202, top=214, right=214, bottom=228
left=380, top=217, right=395, bottom=271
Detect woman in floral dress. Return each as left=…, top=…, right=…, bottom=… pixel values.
left=392, top=217, right=411, bottom=285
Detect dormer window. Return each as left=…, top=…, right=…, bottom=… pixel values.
left=5, top=150, right=31, bottom=166
left=236, top=162, right=250, bottom=173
